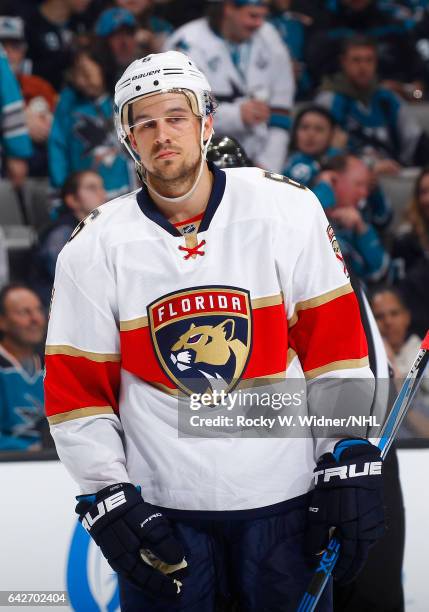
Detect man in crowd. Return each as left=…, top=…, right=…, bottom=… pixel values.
left=316, top=36, right=429, bottom=167
left=24, top=0, right=92, bottom=92
left=165, top=0, right=294, bottom=171
left=95, top=7, right=141, bottom=82
left=0, top=16, right=57, bottom=178
left=307, top=0, right=424, bottom=91
left=317, top=154, right=391, bottom=283
left=0, top=284, right=46, bottom=451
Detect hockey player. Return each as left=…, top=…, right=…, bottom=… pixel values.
left=44, top=51, right=385, bottom=611
left=164, top=0, right=295, bottom=172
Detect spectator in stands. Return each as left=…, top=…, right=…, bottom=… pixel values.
left=0, top=16, right=57, bottom=178
left=115, top=0, right=173, bottom=53
left=370, top=286, right=429, bottom=438
left=165, top=0, right=295, bottom=172
left=0, top=283, right=46, bottom=451
left=316, top=153, right=391, bottom=283
left=24, top=0, right=92, bottom=92
left=391, top=166, right=429, bottom=338
left=34, top=170, right=106, bottom=306
left=316, top=36, right=429, bottom=167
left=285, top=105, right=392, bottom=230
left=393, top=165, right=429, bottom=273
left=284, top=105, right=341, bottom=185
left=0, top=42, right=32, bottom=189
left=306, top=0, right=425, bottom=92
left=95, top=7, right=140, bottom=82
left=48, top=45, right=135, bottom=200
left=269, top=0, right=313, bottom=99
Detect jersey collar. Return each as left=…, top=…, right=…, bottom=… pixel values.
left=136, top=162, right=226, bottom=237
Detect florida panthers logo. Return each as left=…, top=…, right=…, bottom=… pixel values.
left=148, top=287, right=252, bottom=395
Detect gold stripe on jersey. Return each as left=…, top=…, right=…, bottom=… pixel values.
left=149, top=381, right=180, bottom=396
left=48, top=405, right=115, bottom=425
left=236, top=371, right=287, bottom=389
left=45, top=345, right=121, bottom=362
left=288, top=283, right=353, bottom=328
left=251, top=293, right=283, bottom=309
left=305, top=357, right=369, bottom=380
left=120, top=316, right=149, bottom=331
left=119, top=293, right=284, bottom=332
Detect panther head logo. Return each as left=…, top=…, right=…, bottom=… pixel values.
left=148, top=287, right=252, bottom=396
left=170, top=319, right=247, bottom=393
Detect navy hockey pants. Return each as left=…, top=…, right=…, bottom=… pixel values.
left=118, top=504, right=333, bottom=611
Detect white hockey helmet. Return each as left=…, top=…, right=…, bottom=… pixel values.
left=114, top=50, right=215, bottom=167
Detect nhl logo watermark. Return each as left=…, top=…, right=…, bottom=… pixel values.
left=147, top=286, right=252, bottom=396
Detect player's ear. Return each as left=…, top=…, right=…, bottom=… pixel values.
left=203, top=115, right=214, bottom=142
left=129, top=131, right=139, bottom=153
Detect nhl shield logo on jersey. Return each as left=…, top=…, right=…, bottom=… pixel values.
left=147, top=287, right=252, bottom=396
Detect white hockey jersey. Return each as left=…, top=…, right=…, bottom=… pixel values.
left=165, top=18, right=295, bottom=173
left=45, top=165, right=373, bottom=515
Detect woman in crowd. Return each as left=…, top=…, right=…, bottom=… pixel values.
left=48, top=44, right=136, bottom=200
left=392, top=166, right=429, bottom=337
left=370, top=286, right=429, bottom=439
left=393, top=165, right=429, bottom=272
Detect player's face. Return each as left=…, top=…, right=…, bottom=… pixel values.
left=0, top=289, right=46, bottom=347
left=295, top=112, right=333, bottom=157
left=371, top=292, right=410, bottom=350
left=224, top=5, right=268, bottom=42
left=341, top=46, right=377, bottom=89
left=129, top=92, right=213, bottom=185
left=335, top=158, right=369, bottom=207
left=417, top=173, right=429, bottom=220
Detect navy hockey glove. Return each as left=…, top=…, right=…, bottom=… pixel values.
left=76, top=483, right=186, bottom=597
left=306, top=439, right=385, bottom=584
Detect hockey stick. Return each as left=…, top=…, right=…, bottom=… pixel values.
left=297, top=331, right=429, bottom=612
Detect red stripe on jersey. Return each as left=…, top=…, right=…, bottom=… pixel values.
left=121, top=328, right=175, bottom=388
left=121, top=302, right=288, bottom=385
left=288, top=291, right=368, bottom=373
left=243, top=303, right=288, bottom=378
left=44, top=354, right=121, bottom=416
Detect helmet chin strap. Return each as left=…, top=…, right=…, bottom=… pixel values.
left=142, top=117, right=214, bottom=204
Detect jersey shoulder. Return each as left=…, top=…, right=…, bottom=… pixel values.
left=224, top=166, right=306, bottom=193
left=223, top=166, right=321, bottom=225
left=57, top=190, right=140, bottom=268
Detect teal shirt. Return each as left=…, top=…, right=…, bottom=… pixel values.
left=0, top=351, right=44, bottom=451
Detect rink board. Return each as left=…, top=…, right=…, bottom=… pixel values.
left=0, top=449, right=427, bottom=611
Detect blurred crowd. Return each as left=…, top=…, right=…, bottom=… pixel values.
left=1, top=0, right=429, bottom=451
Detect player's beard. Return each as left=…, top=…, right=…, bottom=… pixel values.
left=147, top=152, right=201, bottom=198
